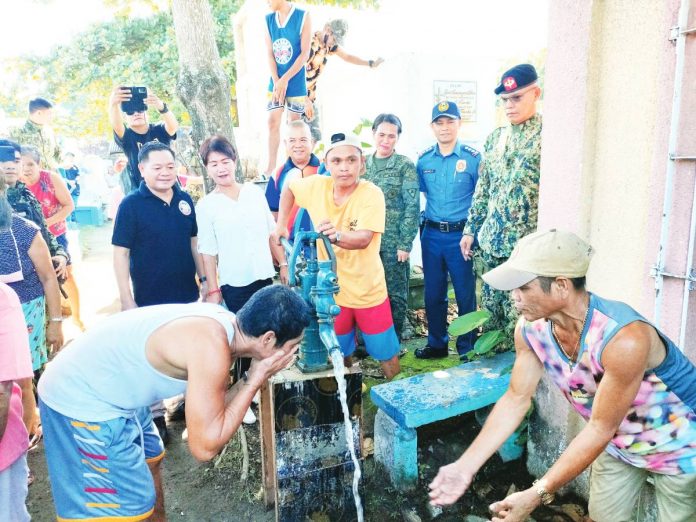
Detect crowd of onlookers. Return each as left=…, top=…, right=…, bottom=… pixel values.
left=0, top=1, right=550, bottom=518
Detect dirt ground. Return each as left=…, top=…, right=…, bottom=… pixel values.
left=26, top=223, right=588, bottom=521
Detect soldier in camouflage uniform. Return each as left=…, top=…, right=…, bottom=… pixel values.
left=10, top=98, right=61, bottom=171
left=0, top=140, right=68, bottom=274
left=363, top=114, right=419, bottom=340
left=461, top=64, right=543, bottom=349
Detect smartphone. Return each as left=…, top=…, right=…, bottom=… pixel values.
left=0, top=146, right=16, bottom=162
left=121, top=86, right=148, bottom=115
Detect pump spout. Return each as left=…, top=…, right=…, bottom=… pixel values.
left=318, top=322, right=343, bottom=359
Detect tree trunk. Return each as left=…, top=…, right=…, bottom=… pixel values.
left=171, top=0, right=243, bottom=186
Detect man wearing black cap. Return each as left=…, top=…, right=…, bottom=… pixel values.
left=460, top=64, right=543, bottom=350
left=416, top=102, right=481, bottom=359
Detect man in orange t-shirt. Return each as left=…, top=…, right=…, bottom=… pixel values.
left=273, top=131, right=400, bottom=378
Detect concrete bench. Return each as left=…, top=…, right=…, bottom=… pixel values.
left=370, top=351, right=521, bottom=490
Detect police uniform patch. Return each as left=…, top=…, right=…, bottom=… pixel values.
left=437, top=101, right=449, bottom=111
left=178, top=200, right=192, bottom=216
left=456, top=160, right=467, bottom=172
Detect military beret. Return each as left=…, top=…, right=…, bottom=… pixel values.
left=431, top=101, right=461, bottom=122
left=494, top=64, right=538, bottom=95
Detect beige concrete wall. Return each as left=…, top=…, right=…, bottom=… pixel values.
left=534, top=1, right=696, bottom=512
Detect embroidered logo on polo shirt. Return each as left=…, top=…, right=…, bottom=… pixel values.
left=178, top=200, right=192, bottom=216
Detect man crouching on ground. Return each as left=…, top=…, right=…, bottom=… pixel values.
left=38, top=285, right=311, bottom=521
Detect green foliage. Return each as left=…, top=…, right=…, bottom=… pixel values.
left=448, top=309, right=491, bottom=337
left=464, top=330, right=507, bottom=360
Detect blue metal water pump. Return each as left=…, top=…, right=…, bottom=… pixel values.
left=281, top=231, right=342, bottom=373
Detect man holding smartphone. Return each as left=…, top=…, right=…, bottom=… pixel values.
left=108, top=86, right=178, bottom=193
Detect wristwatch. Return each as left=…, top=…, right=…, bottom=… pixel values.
left=158, top=102, right=169, bottom=114
left=334, top=231, right=342, bottom=244
left=49, top=317, right=64, bottom=323
left=532, top=479, right=554, bottom=505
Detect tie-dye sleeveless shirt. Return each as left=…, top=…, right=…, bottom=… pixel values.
left=521, top=293, right=696, bottom=475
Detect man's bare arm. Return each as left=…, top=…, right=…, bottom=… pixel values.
left=108, top=86, right=129, bottom=138
left=184, top=326, right=298, bottom=461
left=485, top=322, right=653, bottom=520
left=334, top=47, right=383, bottom=68
left=429, top=326, right=544, bottom=506
left=113, top=246, right=136, bottom=310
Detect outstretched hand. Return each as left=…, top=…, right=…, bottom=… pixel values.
left=488, top=489, right=540, bottom=522
left=428, top=462, right=475, bottom=506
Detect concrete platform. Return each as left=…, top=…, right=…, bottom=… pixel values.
left=370, top=351, right=521, bottom=490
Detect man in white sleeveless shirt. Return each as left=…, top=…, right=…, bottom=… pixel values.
left=38, top=285, right=311, bottom=521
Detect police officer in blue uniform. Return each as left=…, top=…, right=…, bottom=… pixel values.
left=416, top=101, right=480, bottom=359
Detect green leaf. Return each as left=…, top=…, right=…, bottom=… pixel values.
left=448, top=310, right=490, bottom=336
left=447, top=288, right=455, bottom=299
left=352, top=123, right=364, bottom=135
left=472, top=330, right=507, bottom=356
left=361, top=141, right=372, bottom=148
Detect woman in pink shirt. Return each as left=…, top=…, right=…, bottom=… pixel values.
left=21, top=146, right=84, bottom=330
left=0, top=280, right=35, bottom=520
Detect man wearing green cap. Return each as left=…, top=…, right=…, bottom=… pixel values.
left=460, top=64, right=543, bottom=351
left=432, top=229, right=696, bottom=521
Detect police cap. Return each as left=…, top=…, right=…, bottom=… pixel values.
left=431, top=101, right=461, bottom=123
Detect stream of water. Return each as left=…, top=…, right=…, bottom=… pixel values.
left=329, top=350, right=364, bottom=522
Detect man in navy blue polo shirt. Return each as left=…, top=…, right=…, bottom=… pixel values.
left=112, top=141, right=204, bottom=444
left=112, top=142, right=204, bottom=310
left=416, top=101, right=480, bottom=359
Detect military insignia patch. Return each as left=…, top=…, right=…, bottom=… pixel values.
left=456, top=160, right=467, bottom=172
left=178, top=200, right=192, bottom=216
left=503, top=76, right=518, bottom=91
left=438, top=101, right=449, bottom=111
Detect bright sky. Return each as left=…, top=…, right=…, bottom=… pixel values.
left=0, top=1, right=111, bottom=59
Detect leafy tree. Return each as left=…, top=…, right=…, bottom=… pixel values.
left=1, top=0, right=377, bottom=145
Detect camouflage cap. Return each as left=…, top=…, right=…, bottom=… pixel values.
left=482, top=229, right=594, bottom=291
left=326, top=19, right=348, bottom=45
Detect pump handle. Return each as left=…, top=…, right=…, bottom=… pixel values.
left=280, top=232, right=338, bottom=286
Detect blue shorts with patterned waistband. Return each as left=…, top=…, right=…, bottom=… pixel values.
left=39, top=400, right=164, bottom=521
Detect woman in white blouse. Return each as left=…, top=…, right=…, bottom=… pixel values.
left=196, top=135, right=288, bottom=309
left=196, top=135, right=288, bottom=423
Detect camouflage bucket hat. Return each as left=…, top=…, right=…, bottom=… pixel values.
left=327, top=19, right=348, bottom=45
